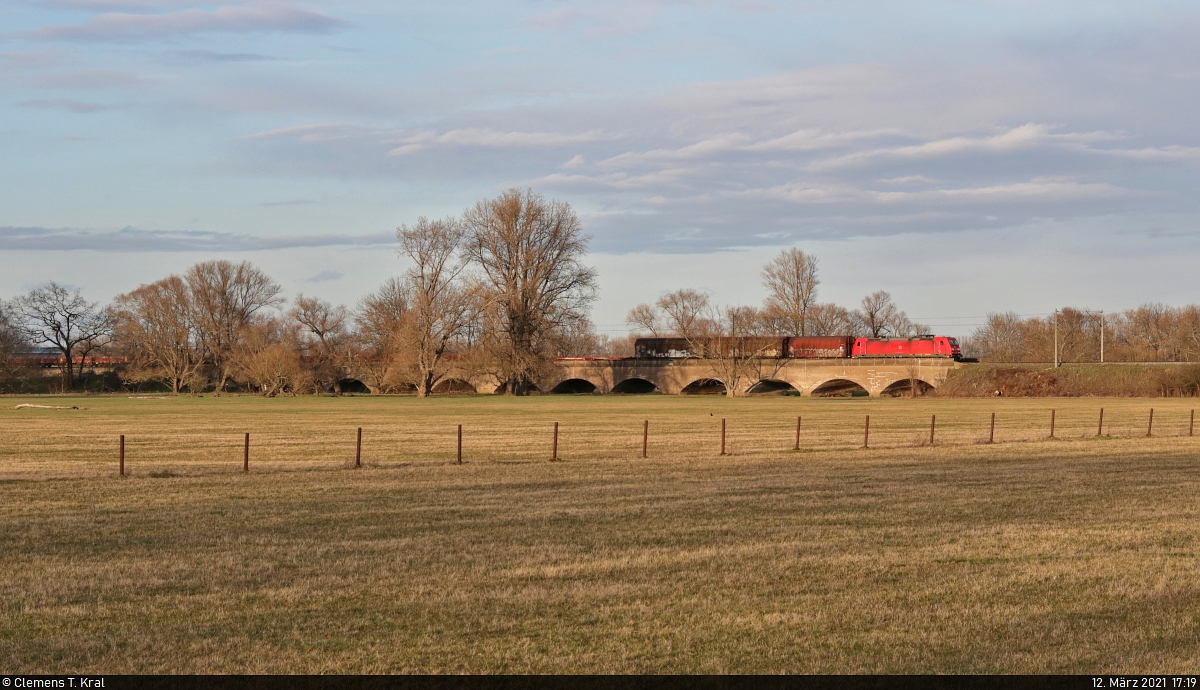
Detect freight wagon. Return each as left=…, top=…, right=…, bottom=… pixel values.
left=633, top=335, right=962, bottom=360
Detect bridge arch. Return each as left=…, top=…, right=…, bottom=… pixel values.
left=550, top=378, right=599, bottom=394
left=880, top=378, right=934, bottom=397
left=432, top=378, right=476, bottom=394
left=681, top=378, right=727, bottom=395
left=611, top=377, right=659, bottom=394
left=337, top=378, right=371, bottom=394
left=747, top=379, right=799, bottom=395
left=810, top=378, right=870, bottom=397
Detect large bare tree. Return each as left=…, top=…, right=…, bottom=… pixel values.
left=624, top=303, right=662, bottom=337
left=396, top=216, right=473, bottom=397
left=462, top=189, right=597, bottom=395
left=110, top=276, right=204, bottom=394
left=354, top=278, right=409, bottom=393
left=0, top=298, right=28, bottom=388
left=656, top=289, right=711, bottom=340
left=15, top=282, right=111, bottom=390
left=185, top=260, right=283, bottom=391
left=806, top=303, right=856, bottom=336
left=761, top=248, right=820, bottom=335
left=853, top=290, right=915, bottom=338
left=289, top=294, right=350, bottom=393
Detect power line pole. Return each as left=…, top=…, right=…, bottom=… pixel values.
left=1100, top=309, right=1105, bottom=364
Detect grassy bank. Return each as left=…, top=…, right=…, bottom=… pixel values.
left=939, top=362, right=1200, bottom=397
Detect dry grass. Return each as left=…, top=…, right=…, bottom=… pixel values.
left=1, top=394, right=1198, bottom=672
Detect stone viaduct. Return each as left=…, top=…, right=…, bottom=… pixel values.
left=432, top=357, right=961, bottom=396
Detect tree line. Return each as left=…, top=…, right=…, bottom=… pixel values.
left=965, top=306, right=1200, bottom=363
left=0, top=189, right=597, bottom=395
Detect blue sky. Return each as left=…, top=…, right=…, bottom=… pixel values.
left=3, top=0, right=1199, bottom=336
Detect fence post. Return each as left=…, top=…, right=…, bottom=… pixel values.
left=863, top=415, right=870, bottom=449
left=1098, top=408, right=1104, bottom=437
left=355, top=427, right=362, bottom=468
left=929, top=415, right=936, bottom=446
left=989, top=412, right=995, bottom=444
left=552, top=422, right=559, bottom=461
left=119, top=435, right=125, bottom=477
left=794, top=416, right=801, bottom=451
left=720, top=419, right=727, bottom=456
left=1147, top=408, right=1154, bottom=438
left=243, top=433, right=249, bottom=473
left=642, top=420, right=648, bottom=458
left=457, top=424, right=463, bottom=464
left=1050, top=410, right=1056, bottom=439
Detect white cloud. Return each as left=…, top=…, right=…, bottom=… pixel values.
left=387, top=128, right=619, bottom=155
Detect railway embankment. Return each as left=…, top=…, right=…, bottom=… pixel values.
left=938, top=362, right=1200, bottom=397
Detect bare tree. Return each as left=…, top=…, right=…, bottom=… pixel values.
left=0, top=298, right=28, bottom=388
left=970, top=312, right=1027, bottom=362
left=656, top=289, right=711, bottom=340
left=625, top=303, right=662, bottom=337
left=761, top=248, right=820, bottom=335
left=853, top=291, right=914, bottom=338
left=230, top=318, right=302, bottom=397
left=690, top=304, right=775, bottom=398
left=289, top=294, right=349, bottom=394
left=110, top=276, right=203, bottom=394
left=806, top=303, right=856, bottom=336
left=15, top=282, right=111, bottom=390
left=186, top=260, right=283, bottom=392
left=396, top=217, right=473, bottom=397
left=354, top=278, right=409, bottom=393
left=462, top=188, right=597, bottom=395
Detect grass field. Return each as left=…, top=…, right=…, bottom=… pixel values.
left=1, top=394, right=1198, bottom=672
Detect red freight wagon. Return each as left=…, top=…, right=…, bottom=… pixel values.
left=784, top=336, right=854, bottom=359
left=852, top=336, right=961, bottom=360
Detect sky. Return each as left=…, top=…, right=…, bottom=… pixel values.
left=2, top=0, right=1199, bottom=338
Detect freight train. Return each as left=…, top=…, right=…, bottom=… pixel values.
left=633, top=335, right=963, bottom=360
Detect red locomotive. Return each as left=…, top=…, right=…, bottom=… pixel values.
left=633, top=335, right=962, bottom=360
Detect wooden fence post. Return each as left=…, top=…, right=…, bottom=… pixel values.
left=552, top=422, right=559, bottom=461
left=457, top=425, right=463, bottom=464
left=355, top=427, right=362, bottom=468
left=642, top=420, right=648, bottom=458
left=243, top=433, right=249, bottom=473
left=929, top=415, right=936, bottom=446
left=1147, top=408, right=1154, bottom=438
left=720, top=419, right=727, bottom=456
left=1098, top=408, right=1104, bottom=437
left=1050, top=410, right=1056, bottom=439
left=863, top=415, right=870, bottom=449
left=119, top=435, right=125, bottom=477
left=989, top=413, right=995, bottom=444
left=794, top=416, right=801, bottom=451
